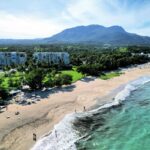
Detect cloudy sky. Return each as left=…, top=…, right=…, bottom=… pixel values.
left=0, top=0, right=150, bottom=39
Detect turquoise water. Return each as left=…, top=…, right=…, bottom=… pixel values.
left=76, top=82, right=150, bottom=150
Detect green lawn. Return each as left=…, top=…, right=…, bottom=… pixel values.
left=61, top=69, right=84, bottom=83
left=0, top=71, right=24, bottom=90
left=100, top=71, right=122, bottom=80
left=118, top=47, right=128, bottom=52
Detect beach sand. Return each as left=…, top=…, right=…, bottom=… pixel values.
left=0, top=64, right=150, bottom=150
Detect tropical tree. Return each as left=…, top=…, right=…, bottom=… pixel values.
left=25, top=69, right=45, bottom=90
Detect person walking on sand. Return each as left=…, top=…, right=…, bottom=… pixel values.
left=55, top=130, right=57, bottom=138
left=33, top=133, right=37, bottom=141
left=55, top=130, right=59, bottom=143
left=6, top=105, right=8, bottom=111
left=83, top=106, right=86, bottom=111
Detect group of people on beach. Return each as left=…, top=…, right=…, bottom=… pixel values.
left=75, top=106, right=86, bottom=113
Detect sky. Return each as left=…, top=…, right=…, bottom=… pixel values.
left=0, top=0, right=150, bottom=39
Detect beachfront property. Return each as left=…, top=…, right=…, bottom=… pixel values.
left=132, top=52, right=150, bottom=58
left=0, top=52, right=27, bottom=67
left=33, top=52, right=70, bottom=65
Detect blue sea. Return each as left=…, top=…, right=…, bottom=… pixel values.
left=32, top=76, right=150, bottom=150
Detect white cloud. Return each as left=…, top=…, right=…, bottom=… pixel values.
left=61, top=0, right=102, bottom=25
left=0, top=0, right=150, bottom=38
left=61, top=0, right=124, bottom=27
left=0, top=12, right=64, bottom=39
left=61, top=0, right=150, bottom=35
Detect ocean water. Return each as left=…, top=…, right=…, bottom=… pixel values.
left=76, top=78, right=150, bottom=150
left=32, top=76, right=150, bottom=150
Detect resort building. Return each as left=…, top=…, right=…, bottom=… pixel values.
left=0, top=52, right=27, bottom=67
left=33, top=52, right=70, bottom=65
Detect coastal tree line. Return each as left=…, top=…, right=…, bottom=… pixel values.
left=0, top=44, right=150, bottom=105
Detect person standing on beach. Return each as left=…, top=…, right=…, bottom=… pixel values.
left=55, top=130, right=57, bottom=138
left=55, top=130, right=59, bottom=143
left=33, top=133, right=37, bottom=141
left=6, top=105, right=8, bottom=111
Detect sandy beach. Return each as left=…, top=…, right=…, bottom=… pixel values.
left=0, top=64, right=150, bottom=150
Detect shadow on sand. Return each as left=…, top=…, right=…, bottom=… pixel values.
left=22, top=84, right=76, bottom=100
left=80, top=77, right=96, bottom=83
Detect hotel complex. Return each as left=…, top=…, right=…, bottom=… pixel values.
left=0, top=52, right=70, bottom=67
left=33, top=52, right=70, bottom=65
left=0, top=52, right=27, bottom=67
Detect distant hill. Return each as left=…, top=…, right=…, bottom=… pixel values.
left=45, top=25, right=150, bottom=46
left=0, top=39, right=44, bottom=45
left=0, top=25, right=150, bottom=46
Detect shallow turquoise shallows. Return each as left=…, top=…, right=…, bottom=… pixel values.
left=77, top=82, right=150, bottom=150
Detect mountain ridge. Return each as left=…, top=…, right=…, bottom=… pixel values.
left=44, top=25, right=150, bottom=45
left=0, top=25, right=150, bottom=46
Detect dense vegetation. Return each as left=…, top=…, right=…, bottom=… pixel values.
left=0, top=69, right=73, bottom=105
left=0, top=44, right=150, bottom=105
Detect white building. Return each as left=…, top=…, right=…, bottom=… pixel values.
left=33, top=52, right=70, bottom=65
left=0, top=52, right=27, bottom=67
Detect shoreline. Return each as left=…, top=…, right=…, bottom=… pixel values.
left=0, top=63, right=150, bottom=150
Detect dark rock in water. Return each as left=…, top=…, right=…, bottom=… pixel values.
left=138, top=99, right=150, bottom=106
left=73, top=116, right=94, bottom=129
left=84, top=135, right=93, bottom=141
left=106, top=103, right=124, bottom=113
left=98, top=126, right=110, bottom=133
left=92, top=112, right=100, bottom=117
left=73, top=114, right=106, bottom=135
left=77, top=147, right=88, bottom=150
left=75, top=141, right=88, bottom=150
left=111, top=102, right=123, bottom=109
left=90, top=117, right=105, bottom=131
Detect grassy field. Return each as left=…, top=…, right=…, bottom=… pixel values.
left=61, top=68, right=84, bottom=83
left=0, top=72, right=24, bottom=90
left=100, top=71, right=122, bottom=80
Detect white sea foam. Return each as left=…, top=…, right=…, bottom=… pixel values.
left=31, top=114, right=79, bottom=150
left=89, top=76, right=150, bottom=113
left=31, top=76, right=150, bottom=150
left=115, top=76, right=150, bottom=101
